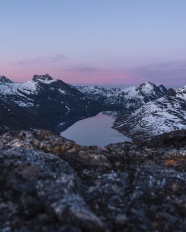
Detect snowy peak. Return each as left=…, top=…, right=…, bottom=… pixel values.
left=137, top=81, right=155, bottom=91
left=176, top=85, right=186, bottom=100
left=76, top=82, right=167, bottom=110
left=32, top=74, right=54, bottom=83
left=114, top=84, right=186, bottom=140
left=158, top=84, right=167, bottom=93
left=0, top=74, right=102, bottom=133
left=166, top=86, right=186, bottom=99
left=0, top=75, right=13, bottom=83
left=136, top=82, right=167, bottom=102
left=136, top=81, right=162, bottom=94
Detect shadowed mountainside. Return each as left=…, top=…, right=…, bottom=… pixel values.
left=0, top=74, right=103, bottom=133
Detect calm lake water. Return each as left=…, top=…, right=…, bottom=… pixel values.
left=61, top=113, right=131, bottom=147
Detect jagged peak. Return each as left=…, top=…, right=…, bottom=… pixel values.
left=176, top=85, right=186, bottom=92
left=139, top=81, right=156, bottom=88
left=32, top=74, right=53, bottom=82
left=137, top=82, right=167, bottom=92
left=166, top=88, right=177, bottom=96
left=136, top=81, right=156, bottom=92
left=0, top=75, right=13, bottom=83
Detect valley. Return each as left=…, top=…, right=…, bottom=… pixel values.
left=2, top=74, right=184, bottom=142
left=1, top=74, right=186, bottom=143
left=0, top=75, right=186, bottom=231
left=61, top=112, right=131, bottom=146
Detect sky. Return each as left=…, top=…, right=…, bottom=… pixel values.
left=1, top=0, right=186, bottom=88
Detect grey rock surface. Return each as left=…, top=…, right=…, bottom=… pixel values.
left=0, top=130, right=186, bottom=231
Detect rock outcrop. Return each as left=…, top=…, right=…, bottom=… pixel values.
left=0, top=130, right=186, bottom=231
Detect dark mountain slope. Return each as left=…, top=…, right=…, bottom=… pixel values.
left=0, top=74, right=102, bottom=132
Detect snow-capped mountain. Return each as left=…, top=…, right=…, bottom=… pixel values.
left=76, top=82, right=167, bottom=110
left=0, top=75, right=13, bottom=83
left=114, top=86, right=186, bottom=141
left=0, top=74, right=101, bottom=133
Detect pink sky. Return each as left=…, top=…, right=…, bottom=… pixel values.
left=1, top=1, right=186, bottom=88
left=1, top=61, right=186, bottom=88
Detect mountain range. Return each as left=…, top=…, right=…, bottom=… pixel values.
left=76, top=82, right=167, bottom=110
left=1, top=79, right=185, bottom=231
left=0, top=74, right=186, bottom=140
left=0, top=74, right=101, bottom=133
left=114, top=86, right=186, bottom=140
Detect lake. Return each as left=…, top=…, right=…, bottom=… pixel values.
left=61, top=112, right=131, bottom=146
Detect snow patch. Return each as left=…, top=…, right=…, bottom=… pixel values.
left=58, top=89, right=67, bottom=94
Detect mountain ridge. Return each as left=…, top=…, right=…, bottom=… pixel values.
left=1, top=74, right=185, bottom=140
left=0, top=74, right=102, bottom=133
left=76, top=81, right=167, bottom=110
left=114, top=85, right=186, bottom=140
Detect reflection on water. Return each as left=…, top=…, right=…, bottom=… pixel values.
left=61, top=113, right=131, bottom=147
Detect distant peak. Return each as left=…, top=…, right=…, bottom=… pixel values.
left=140, top=81, right=155, bottom=87
left=0, top=75, right=13, bottom=83
left=136, top=81, right=155, bottom=91
left=166, top=88, right=177, bottom=97
left=139, top=82, right=167, bottom=91
left=32, top=74, right=53, bottom=82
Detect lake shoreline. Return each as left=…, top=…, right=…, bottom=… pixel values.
left=61, top=112, right=131, bottom=146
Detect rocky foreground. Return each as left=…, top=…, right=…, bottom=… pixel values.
left=0, top=130, right=186, bottom=231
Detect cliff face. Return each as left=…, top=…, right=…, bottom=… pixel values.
left=0, top=130, right=186, bottom=231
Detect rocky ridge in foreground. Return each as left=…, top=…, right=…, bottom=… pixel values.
left=0, top=130, right=186, bottom=231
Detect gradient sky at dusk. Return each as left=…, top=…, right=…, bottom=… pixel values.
left=1, top=0, right=186, bottom=87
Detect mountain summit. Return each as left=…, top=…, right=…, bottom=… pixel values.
left=114, top=85, right=186, bottom=140
left=0, top=74, right=101, bottom=133
left=76, top=82, right=167, bottom=110
left=32, top=74, right=54, bottom=82
left=0, top=75, right=13, bottom=83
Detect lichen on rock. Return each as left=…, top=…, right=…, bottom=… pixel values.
left=0, top=129, right=186, bottom=231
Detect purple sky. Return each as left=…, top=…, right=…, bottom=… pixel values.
left=1, top=0, right=186, bottom=88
